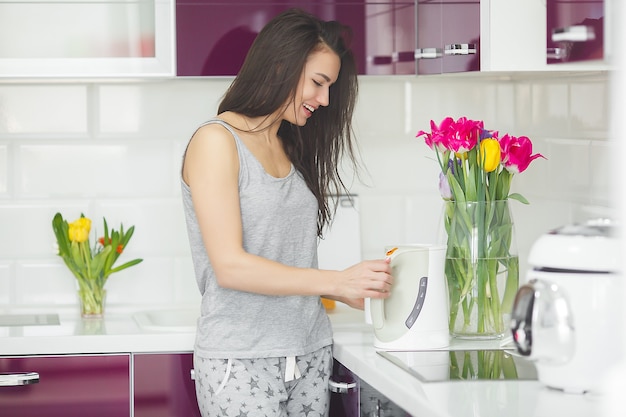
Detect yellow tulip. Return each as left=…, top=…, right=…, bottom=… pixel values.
left=68, top=217, right=91, bottom=243
left=478, top=139, right=501, bottom=172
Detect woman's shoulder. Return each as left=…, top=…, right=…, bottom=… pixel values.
left=192, top=117, right=239, bottom=143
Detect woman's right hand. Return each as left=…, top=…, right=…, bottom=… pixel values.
left=337, top=258, right=393, bottom=301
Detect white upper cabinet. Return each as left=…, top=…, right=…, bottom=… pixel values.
left=0, top=0, right=175, bottom=78
left=480, top=0, right=612, bottom=72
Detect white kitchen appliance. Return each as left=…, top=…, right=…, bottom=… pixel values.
left=510, top=218, right=622, bottom=394
left=370, top=244, right=449, bottom=350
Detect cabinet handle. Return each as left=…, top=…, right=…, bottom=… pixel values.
left=444, top=43, right=477, bottom=56
left=367, top=55, right=393, bottom=65
left=552, top=25, right=596, bottom=42
left=547, top=47, right=568, bottom=60
left=328, top=379, right=357, bottom=393
left=190, top=369, right=195, bottom=380
left=0, top=372, right=40, bottom=387
left=415, top=48, right=442, bottom=59
left=391, top=51, right=415, bottom=63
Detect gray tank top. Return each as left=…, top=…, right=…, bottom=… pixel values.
left=181, top=118, right=333, bottom=359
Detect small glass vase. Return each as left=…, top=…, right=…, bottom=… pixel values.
left=441, top=200, right=520, bottom=339
left=77, top=286, right=107, bottom=319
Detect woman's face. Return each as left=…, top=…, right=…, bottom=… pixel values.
left=282, top=47, right=341, bottom=126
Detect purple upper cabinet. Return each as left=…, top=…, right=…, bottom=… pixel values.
left=0, top=355, right=130, bottom=417
left=176, top=1, right=285, bottom=76
left=441, top=0, right=480, bottom=73
left=417, top=0, right=479, bottom=75
left=416, top=0, right=442, bottom=74
left=547, top=0, right=604, bottom=64
left=364, top=2, right=416, bottom=75
left=176, top=1, right=414, bottom=76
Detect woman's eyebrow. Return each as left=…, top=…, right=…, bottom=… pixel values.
left=315, top=72, right=331, bottom=82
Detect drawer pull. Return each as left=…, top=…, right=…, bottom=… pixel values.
left=0, top=372, right=40, bottom=387
left=328, top=379, right=357, bottom=393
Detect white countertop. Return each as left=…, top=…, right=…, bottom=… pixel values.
left=0, top=305, right=197, bottom=355
left=0, top=304, right=608, bottom=417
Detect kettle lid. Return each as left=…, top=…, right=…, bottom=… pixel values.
left=528, top=218, right=619, bottom=272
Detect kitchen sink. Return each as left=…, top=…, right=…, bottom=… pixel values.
left=132, top=305, right=365, bottom=333
left=132, top=309, right=198, bottom=332
left=0, top=313, right=60, bottom=327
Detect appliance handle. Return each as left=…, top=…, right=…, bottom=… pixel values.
left=370, top=298, right=385, bottom=330
left=510, top=279, right=575, bottom=363
left=510, top=284, right=536, bottom=356
left=0, top=372, right=40, bottom=387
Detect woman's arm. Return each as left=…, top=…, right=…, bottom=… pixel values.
left=182, top=124, right=392, bottom=300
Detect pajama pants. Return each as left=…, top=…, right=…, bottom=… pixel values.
left=194, top=345, right=333, bottom=417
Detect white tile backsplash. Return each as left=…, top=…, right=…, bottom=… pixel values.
left=0, top=143, right=7, bottom=194
left=0, top=85, right=88, bottom=134
left=18, top=141, right=178, bottom=198
left=0, top=262, right=11, bottom=304
left=0, top=72, right=612, bottom=309
left=570, top=77, right=609, bottom=138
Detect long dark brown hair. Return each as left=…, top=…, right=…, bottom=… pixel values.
left=218, top=8, right=359, bottom=237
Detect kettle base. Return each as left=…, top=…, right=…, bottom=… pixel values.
left=373, top=329, right=450, bottom=351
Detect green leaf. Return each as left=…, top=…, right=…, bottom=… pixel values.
left=448, top=173, right=466, bottom=204
left=507, top=193, right=529, bottom=204
left=109, top=258, right=143, bottom=274
left=52, top=213, right=70, bottom=256
left=90, top=245, right=113, bottom=278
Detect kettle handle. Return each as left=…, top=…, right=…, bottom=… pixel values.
left=369, top=247, right=401, bottom=330
left=370, top=297, right=385, bottom=330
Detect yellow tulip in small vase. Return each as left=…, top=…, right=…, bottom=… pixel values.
left=52, top=213, right=143, bottom=318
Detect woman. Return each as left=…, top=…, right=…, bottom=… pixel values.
left=181, top=9, right=392, bottom=416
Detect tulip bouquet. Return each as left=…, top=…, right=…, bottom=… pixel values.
left=417, top=116, right=544, bottom=337
left=52, top=213, right=142, bottom=317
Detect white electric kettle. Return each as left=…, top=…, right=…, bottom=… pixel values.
left=510, top=219, right=622, bottom=394
left=370, top=244, right=450, bottom=351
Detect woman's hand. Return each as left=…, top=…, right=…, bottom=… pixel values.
left=335, top=258, right=393, bottom=302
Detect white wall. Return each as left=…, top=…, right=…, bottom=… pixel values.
left=0, top=71, right=612, bottom=310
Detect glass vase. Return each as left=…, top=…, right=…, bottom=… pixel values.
left=77, top=286, right=106, bottom=319
left=441, top=200, right=519, bottom=339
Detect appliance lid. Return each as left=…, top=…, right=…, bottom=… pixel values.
left=548, top=218, right=615, bottom=238
left=528, top=218, right=619, bottom=272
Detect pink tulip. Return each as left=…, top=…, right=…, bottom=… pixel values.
left=448, top=117, right=483, bottom=153
left=499, top=134, right=545, bottom=174
left=416, top=117, right=483, bottom=153
left=417, top=117, right=455, bottom=151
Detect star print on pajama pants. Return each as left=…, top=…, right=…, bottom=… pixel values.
left=194, top=345, right=333, bottom=417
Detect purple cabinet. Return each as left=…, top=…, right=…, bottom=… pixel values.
left=417, top=0, right=479, bottom=75
left=364, top=2, right=416, bottom=75
left=133, top=353, right=200, bottom=417
left=546, top=0, right=604, bottom=64
left=329, top=360, right=413, bottom=417
left=176, top=1, right=414, bottom=76
left=0, top=354, right=131, bottom=417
